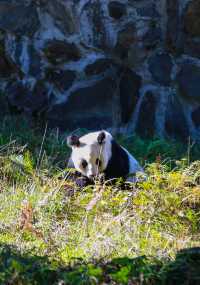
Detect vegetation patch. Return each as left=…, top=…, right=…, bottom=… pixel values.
left=0, top=115, right=200, bottom=284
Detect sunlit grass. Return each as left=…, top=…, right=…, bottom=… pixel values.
left=0, top=115, right=200, bottom=284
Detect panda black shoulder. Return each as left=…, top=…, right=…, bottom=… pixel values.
left=104, top=139, right=130, bottom=180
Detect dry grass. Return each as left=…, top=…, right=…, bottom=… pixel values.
left=0, top=116, right=200, bottom=284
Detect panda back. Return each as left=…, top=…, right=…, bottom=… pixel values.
left=122, top=147, right=143, bottom=174
left=104, top=140, right=130, bottom=179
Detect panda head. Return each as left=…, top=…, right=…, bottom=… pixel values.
left=67, top=130, right=112, bottom=180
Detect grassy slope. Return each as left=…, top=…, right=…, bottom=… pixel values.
left=0, top=116, right=200, bottom=284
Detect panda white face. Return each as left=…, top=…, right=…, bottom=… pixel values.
left=71, top=143, right=104, bottom=178
left=67, top=131, right=112, bottom=180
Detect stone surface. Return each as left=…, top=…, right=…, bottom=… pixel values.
left=166, top=0, right=181, bottom=54
left=0, top=2, right=39, bottom=36
left=165, top=97, right=189, bottom=139
left=46, top=69, right=76, bottom=91
left=184, top=38, right=200, bottom=59
left=0, top=92, right=9, bottom=117
left=0, top=0, right=199, bottom=139
left=192, top=107, right=200, bottom=128
left=0, top=48, right=17, bottom=78
left=28, top=45, right=42, bottom=78
left=184, top=0, right=200, bottom=38
left=108, top=1, right=126, bottom=19
left=7, top=80, right=49, bottom=115
left=6, top=81, right=29, bottom=112
left=119, top=68, right=141, bottom=124
left=137, top=3, right=159, bottom=18
left=80, top=0, right=107, bottom=48
left=177, top=64, right=200, bottom=103
left=84, top=58, right=114, bottom=76
left=148, top=53, right=173, bottom=86
left=41, top=0, right=75, bottom=35
left=115, top=23, right=136, bottom=59
left=47, top=78, right=115, bottom=130
left=136, top=91, right=156, bottom=138
left=43, top=40, right=81, bottom=65
left=142, top=26, right=161, bottom=50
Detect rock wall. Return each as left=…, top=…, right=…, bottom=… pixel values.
left=0, top=0, right=200, bottom=140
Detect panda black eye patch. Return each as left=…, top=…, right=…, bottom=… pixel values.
left=96, top=158, right=101, bottom=166
left=81, top=160, right=88, bottom=169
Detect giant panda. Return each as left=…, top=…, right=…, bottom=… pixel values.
left=67, top=130, right=143, bottom=186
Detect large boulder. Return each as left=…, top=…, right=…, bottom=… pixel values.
left=84, top=58, right=114, bottom=76
left=177, top=64, right=200, bottom=103
left=0, top=2, right=39, bottom=36
left=80, top=0, right=107, bottom=48
left=108, top=1, right=126, bottom=20
left=119, top=68, right=141, bottom=124
left=115, top=23, right=137, bottom=59
left=142, top=26, right=161, bottom=50
left=182, top=0, right=200, bottom=58
left=165, top=96, right=189, bottom=139
left=0, top=0, right=200, bottom=140
left=0, top=45, right=18, bottom=78
left=47, top=67, right=142, bottom=130
left=6, top=81, right=29, bottom=112
left=184, top=0, right=200, bottom=38
left=192, top=107, right=200, bottom=129
left=148, top=53, right=173, bottom=86
left=43, top=40, right=81, bottom=65
left=137, top=3, right=159, bottom=18
left=46, top=69, right=76, bottom=91
left=7, top=81, right=49, bottom=115
left=166, top=0, right=200, bottom=58
left=166, top=0, right=181, bottom=54
left=47, top=78, right=115, bottom=130
left=136, top=91, right=156, bottom=138
left=183, top=38, right=200, bottom=59
left=39, top=0, right=75, bottom=35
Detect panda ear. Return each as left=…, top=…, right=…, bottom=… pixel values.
left=97, top=131, right=106, bottom=145
left=67, top=135, right=80, bottom=147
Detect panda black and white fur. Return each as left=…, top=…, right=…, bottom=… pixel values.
left=67, top=130, right=143, bottom=185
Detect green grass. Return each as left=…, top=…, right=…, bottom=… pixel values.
left=0, top=115, right=200, bottom=284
